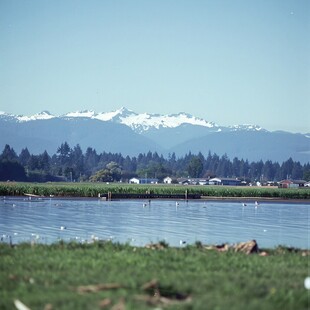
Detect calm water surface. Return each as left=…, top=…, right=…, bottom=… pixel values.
left=0, top=197, right=309, bottom=249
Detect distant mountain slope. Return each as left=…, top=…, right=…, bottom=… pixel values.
left=140, top=123, right=266, bottom=149
left=170, top=131, right=310, bottom=163
left=0, top=108, right=309, bottom=163
left=0, top=116, right=163, bottom=155
left=140, top=123, right=219, bottom=149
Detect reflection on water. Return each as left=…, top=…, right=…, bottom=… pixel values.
left=0, top=197, right=309, bottom=249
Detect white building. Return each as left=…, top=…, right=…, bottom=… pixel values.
left=129, top=178, right=140, bottom=184
left=129, top=178, right=159, bottom=184
left=209, top=177, right=241, bottom=186
left=163, top=177, right=172, bottom=184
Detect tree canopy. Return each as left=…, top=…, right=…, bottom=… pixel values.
left=0, top=143, right=309, bottom=183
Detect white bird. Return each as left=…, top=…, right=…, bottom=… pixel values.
left=91, top=235, right=99, bottom=241
left=60, top=226, right=67, bottom=230
left=255, top=201, right=259, bottom=208
left=242, top=203, right=247, bottom=207
left=14, top=299, right=31, bottom=310
left=142, top=203, right=147, bottom=207
left=176, top=202, right=180, bottom=207
left=180, top=240, right=186, bottom=245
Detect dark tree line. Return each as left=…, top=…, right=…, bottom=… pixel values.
left=0, top=143, right=309, bottom=183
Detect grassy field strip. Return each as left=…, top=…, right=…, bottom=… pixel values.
left=0, top=242, right=309, bottom=310
left=1, top=182, right=310, bottom=199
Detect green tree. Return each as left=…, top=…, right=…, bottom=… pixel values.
left=291, top=161, right=303, bottom=179
left=106, top=161, right=122, bottom=181
left=280, top=158, right=294, bottom=180
left=57, top=142, right=72, bottom=166
left=188, top=156, right=203, bottom=178
left=0, top=144, right=18, bottom=161
left=216, top=154, right=232, bottom=177
left=71, top=144, right=84, bottom=180
left=19, top=148, right=31, bottom=166
left=28, top=155, right=40, bottom=170
left=262, top=160, right=274, bottom=181
left=89, top=169, right=113, bottom=182
left=84, top=147, right=99, bottom=176
left=39, top=151, right=51, bottom=173
left=0, top=161, right=27, bottom=181
left=303, top=170, right=310, bottom=181
left=89, top=162, right=122, bottom=182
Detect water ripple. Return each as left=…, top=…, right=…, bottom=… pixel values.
left=0, top=197, right=309, bottom=248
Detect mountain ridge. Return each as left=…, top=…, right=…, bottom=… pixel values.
left=0, top=108, right=264, bottom=133
left=0, top=108, right=309, bottom=163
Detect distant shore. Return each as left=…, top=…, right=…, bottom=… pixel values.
left=200, top=196, right=310, bottom=204
left=1, top=182, right=309, bottom=200
left=1, top=194, right=310, bottom=204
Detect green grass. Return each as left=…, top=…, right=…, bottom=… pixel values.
left=1, top=182, right=310, bottom=199
left=0, top=242, right=309, bottom=310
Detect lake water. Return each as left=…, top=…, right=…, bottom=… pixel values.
left=0, top=197, right=309, bottom=249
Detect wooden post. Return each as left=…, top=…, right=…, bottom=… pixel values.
left=185, top=189, right=188, bottom=200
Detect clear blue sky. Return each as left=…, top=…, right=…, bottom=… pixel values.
left=0, top=0, right=309, bottom=133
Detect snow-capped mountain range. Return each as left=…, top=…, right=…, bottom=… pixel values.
left=0, top=107, right=263, bottom=133
left=0, top=108, right=309, bottom=163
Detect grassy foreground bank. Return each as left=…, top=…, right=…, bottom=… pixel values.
left=1, top=182, right=310, bottom=199
left=0, top=242, right=309, bottom=310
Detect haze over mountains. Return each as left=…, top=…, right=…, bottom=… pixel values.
left=0, top=108, right=309, bottom=163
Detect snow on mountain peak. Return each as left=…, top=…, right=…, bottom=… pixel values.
left=17, top=111, right=55, bottom=122
left=61, top=107, right=217, bottom=132
left=95, top=107, right=136, bottom=121
left=62, top=107, right=136, bottom=122
left=64, top=110, right=97, bottom=118
left=229, top=124, right=264, bottom=132
left=0, top=108, right=265, bottom=133
left=119, top=111, right=217, bottom=132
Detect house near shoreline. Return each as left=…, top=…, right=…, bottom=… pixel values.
left=176, top=177, right=242, bottom=186
left=208, top=177, right=242, bottom=186
left=163, top=177, right=173, bottom=184
left=177, top=178, right=209, bottom=185
left=129, top=178, right=159, bottom=184
left=278, top=179, right=307, bottom=188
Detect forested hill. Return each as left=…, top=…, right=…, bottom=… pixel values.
left=0, top=143, right=309, bottom=183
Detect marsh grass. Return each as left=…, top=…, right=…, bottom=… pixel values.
left=0, top=242, right=308, bottom=310
left=1, top=182, right=309, bottom=199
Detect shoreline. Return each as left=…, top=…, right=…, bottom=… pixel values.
left=1, top=238, right=309, bottom=252
left=200, top=196, right=310, bottom=204
left=2, top=195, right=310, bottom=204
left=1, top=182, right=309, bottom=200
